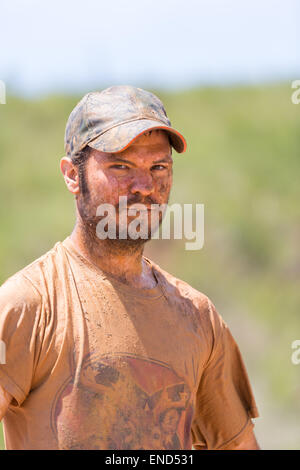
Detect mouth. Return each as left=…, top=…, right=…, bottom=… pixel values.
left=119, top=206, right=154, bottom=212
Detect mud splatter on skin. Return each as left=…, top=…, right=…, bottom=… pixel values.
left=70, top=130, right=173, bottom=287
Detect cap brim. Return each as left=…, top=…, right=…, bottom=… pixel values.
left=87, top=119, right=187, bottom=154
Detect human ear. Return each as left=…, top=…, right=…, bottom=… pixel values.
left=60, top=156, right=80, bottom=195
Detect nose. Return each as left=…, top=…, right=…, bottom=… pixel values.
left=130, top=171, right=154, bottom=197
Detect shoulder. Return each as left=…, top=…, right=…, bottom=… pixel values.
left=149, top=258, right=206, bottom=301
left=0, top=240, right=66, bottom=307
left=148, top=257, right=224, bottom=332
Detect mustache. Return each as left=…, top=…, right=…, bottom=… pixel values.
left=116, top=195, right=160, bottom=210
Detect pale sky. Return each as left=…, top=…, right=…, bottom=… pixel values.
left=1, top=0, right=299, bottom=96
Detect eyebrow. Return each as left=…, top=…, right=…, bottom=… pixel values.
left=106, top=155, right=173, bottom=166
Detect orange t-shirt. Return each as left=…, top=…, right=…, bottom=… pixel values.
left=0, top=238, right=259, bottom=450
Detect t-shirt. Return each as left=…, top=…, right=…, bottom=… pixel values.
left=0, top=237, right=259, bottom=450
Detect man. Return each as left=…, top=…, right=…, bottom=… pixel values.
left=0, top=85, right=260, bottom=450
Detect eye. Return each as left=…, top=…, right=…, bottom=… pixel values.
left=110, top=164, right=129, bottom=170
left=151, top=164, right=167, bottom=171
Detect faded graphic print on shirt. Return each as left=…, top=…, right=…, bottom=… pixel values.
left=50, top=352, right=193, bottom=450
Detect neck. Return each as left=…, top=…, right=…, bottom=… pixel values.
left=69, top=218, right=156, bottom=289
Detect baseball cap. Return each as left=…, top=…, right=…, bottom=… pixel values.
left=64, top=85, right=187, bottom=159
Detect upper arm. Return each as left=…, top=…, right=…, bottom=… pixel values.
left=0, top=275, right=45, bottom=407
left=0, top=385, right=12, bottom=421
left=191, top=299, right=260, bottom=450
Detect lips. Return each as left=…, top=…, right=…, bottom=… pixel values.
left=119, top=206, right=154, bottom=212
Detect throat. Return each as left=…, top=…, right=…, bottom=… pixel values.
left=70, top=225, right=157, bottom=289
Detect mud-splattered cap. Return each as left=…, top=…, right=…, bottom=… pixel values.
left=64, top=85, right=187, bottom=158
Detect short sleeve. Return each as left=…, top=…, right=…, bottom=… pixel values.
left=0, top=274, right=45, bottom=406
left=191, top=299, right=259, bottom=450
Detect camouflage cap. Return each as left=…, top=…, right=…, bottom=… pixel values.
left=64, top=85, right=187, bottom=158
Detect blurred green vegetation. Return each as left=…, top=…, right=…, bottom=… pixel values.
left=0, top=426, right=3, bottom=449
left=0, top=84, right=299, bottom=449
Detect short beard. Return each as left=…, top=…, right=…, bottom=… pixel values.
left=76, top=171, right=152, bottom=255
left=78, top=197, right=151, bottom=254
left=74, top=147, right=167, bottom=254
